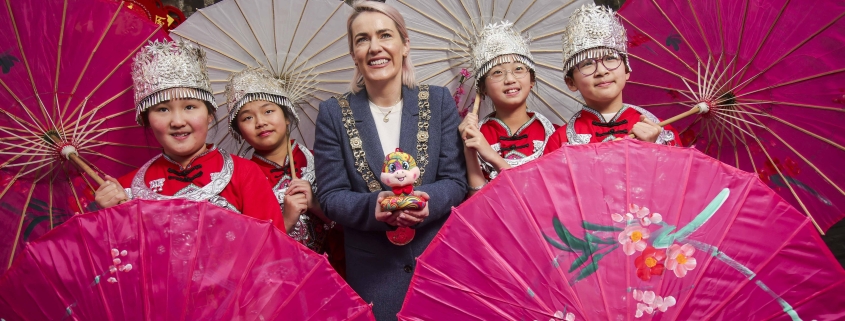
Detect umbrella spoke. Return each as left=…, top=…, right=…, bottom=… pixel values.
left=735, top=113, right=823, bottom=233
left=287, top=4, right=346, bottom=74
left=290, top=35, right=348, bottom=72
left=452, top=213, right=557, bottom=315
left=685, top=0, right=714, bottom=58
left=651, top=0, right=705, bottom=67
left=78, top=150, right=138, bottom=170
left=64, top=26, right=160, bottom=124
left=534, top=75, right=585, bottom=112
left=629, top=53, right=697, bottom=85
left=743, top=98, right=845, bottom=113
left=520, top=0, right=576, bottom=33
left=732, top=11, right=845, bottom=95
left=530, top=87, right=567, bottom=124
left=742, top=105, right=845, bottom=153
left=0, top=81, right=47, bottom=133
left=730, top=0, right=790, bottom=88
left=6, top=164, right=39, bottom=269
left=735, top=67, right=845, bottom=100
left=3, top=0, right=50, bottom=130
left=60, top=2, right=122, bottom=119
left=52, top=0, right=69, bottom=122
left=619, top=15, right=697, bottom=76
left=398, top=0, right=467, bottom=41
left=233, top=0, right=275, bottom=71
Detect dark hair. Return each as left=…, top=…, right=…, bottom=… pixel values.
left=230, top=102, right=299, bottom=137
left=478, top=69, right=536, bottom=97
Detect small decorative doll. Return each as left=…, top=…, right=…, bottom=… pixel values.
left=379, top=149, right=426, bottom=245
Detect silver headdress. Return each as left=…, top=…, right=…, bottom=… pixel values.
left=470, top=21, right=535, bottom=81
left=131, top=40, right=217, bottom=125
left=225, top=67, right=300, bottom=139
left=561, top=4, right=631, bottom=74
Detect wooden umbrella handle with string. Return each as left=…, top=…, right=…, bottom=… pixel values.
left=287, top=135, right=297, bottom=180
left=471, top=92, right=482, bottom=115
left=628, top=102, right=710, bottom=139
left=48, top=133, right=105, bottom=185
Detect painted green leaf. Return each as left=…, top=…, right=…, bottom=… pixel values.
left=572, top=261, right=599, bottom=283
left=653, top=188, right=729, bottom=248
left=568, top=253, right=591, bottom=273
left=543, top=233, right=574, bottom=252
left=553, top=217, right=594, bottom=252
left=582, top=221, right=623, bottom=231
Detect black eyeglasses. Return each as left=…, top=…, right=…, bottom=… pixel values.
left=575, top=53, right=623, bottom=76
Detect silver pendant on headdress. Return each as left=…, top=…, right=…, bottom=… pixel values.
left=470, top=21, right=535, bottom=80
left=131, top=39, right=217, bottom=125
left=224, top=67, right=302, bottom=140
left=560, top=4, right=631, bottom=74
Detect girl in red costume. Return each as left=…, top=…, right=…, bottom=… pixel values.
left=544, top=4, right=681, bottom=152
left=459, top=22, right=558, bottom=195
left=226, top=67, right=345, bottom=277
left=93, top=40, right=289, bottom=232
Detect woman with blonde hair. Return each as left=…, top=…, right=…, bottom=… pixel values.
left=313, top=1, right=466, bottom=319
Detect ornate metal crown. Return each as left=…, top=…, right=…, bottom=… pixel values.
left=470, top=21, right=535, bottom=80
left=561, top=4, right=630, bottom=74
left=131, top=40, right=216, bottom=125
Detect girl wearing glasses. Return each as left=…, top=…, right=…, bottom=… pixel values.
left=458, top=22, right=558, bottom=196
left=544, top=4, right=681, bottom=152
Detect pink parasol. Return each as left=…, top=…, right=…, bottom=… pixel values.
left=0, top=198, right=374, bottom=320
left=617, top=0, right=845, bottom=233
left=398, top=139, right=845, bottom=320
left=0, top=0, right=167, bottom=272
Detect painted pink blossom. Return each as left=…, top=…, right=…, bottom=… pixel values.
left=455, top=86, right=465, bottom=95
left=618, top=224, right=650, bottom=255
left=666, top=243, right=697, bottom=278
left=629, top=204, right=662, bottom=226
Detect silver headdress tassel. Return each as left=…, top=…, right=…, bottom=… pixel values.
left=225, top=67, right=301, bottom=140
left=470, top=21, right=535, bottom=81
left=561, top=4, right=631, bottom=75
left=131, top=40, right=217, bottom=125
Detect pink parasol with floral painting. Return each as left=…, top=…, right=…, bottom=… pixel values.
left=0, top=0, right=167, bottom=273
left=398, top=139, right=845, bottom=320
left=617, top=0, right=845, bottom=233
left=0, top=199, right=374, bottom=320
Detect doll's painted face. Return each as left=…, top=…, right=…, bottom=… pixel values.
left=380, top=150, right=419, bottom=187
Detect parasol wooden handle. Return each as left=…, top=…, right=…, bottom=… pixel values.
left=67, top=152, right=105, bottom=186
left=628, top=102, right=709, bottom=139
left=287, top=136, right=297, bottom=180
left=471, top=92, right=482, bottom=114
left=48, top=133, right=105, bottom=185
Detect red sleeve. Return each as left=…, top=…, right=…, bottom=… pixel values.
left=544, top=125, right=568, bottom=154
left=232, top=158, right=285, bottom=231
left=117, top=169, right=139, bottom=191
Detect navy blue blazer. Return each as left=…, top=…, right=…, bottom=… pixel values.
left=314, top=85, right=467, bottom=320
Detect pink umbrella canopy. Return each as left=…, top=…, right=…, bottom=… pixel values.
left=617, top=0, right=845, bottom=232
left=0, top=0, right=167, bottom=273
left=398, top=140, right=845, bottom=320
left=0, top=199, right=375, bottom=320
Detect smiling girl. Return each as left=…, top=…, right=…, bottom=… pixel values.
left=93, top=40, right=286, bottom=232
left=226, top=67, right=344, bottom=276
left=459, top=22, right=558, bottom=195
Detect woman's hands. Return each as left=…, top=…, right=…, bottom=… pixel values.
left=375, top=191, right=430, bottom=227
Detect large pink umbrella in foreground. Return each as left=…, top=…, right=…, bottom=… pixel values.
left=619, top=0, right=845, bottom=233
left=0, top=199, right=374, bottom=320
left=0, top=0, right=168, bottom=273
left=399, top=140, right=845, bottom=320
